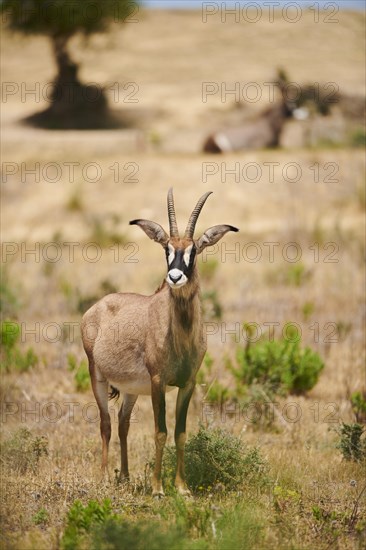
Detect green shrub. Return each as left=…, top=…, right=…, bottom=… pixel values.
left=93, top=518, right=206, bottom=550
left=350, top=128, right=366, bottom=148
left=231, top=326, right=324, bottom=396
left=286, top=262, right=311, bottom=287
left=2, top=428, right=48, bottom=474
left=351, top=391, right=366, bottom=423
left=239, top=384, right=279, bottom=431
left=32, top=508, right=49, bottom=526
left=204, top=379, right=231, bottom=404
left=355, top=181, right=366, bottom=211
left=202, top=290, right=223, bottom=321
left=62, top=499, right=206, bottom=550
left=66, top=188, right=84, bottom=212
left=21, top=348, right=38, bottom=370
left=0, top=269, right=19, bottom=318
left=266, top=262, right=312, bottom=287
left=160, top=426, right=268, bottom=494
left=196, top=352, right=214, bottom=386
left=196, top=354, right=231, bottom=405
left=149, top=130, right=162, bottom=146
left=336, top=423, right=366, bottom=462
left=302, top=301, right=315, bottom=321
left=199, top=258, right=219, bottom=281
left=159, top=495, right=265, bottom=550
left=1, top=320, right=38, bottom=372
left=61, top=278, right=118, bottom=315
left=61, top=499, right=116, bottom=550
left=67, top=354, right=90, bottom=392
left=215, top=502, right=265, bottom=550
left=89, top=215, right=126, bottom=248
left=335, top=321, right=352, bottom=342
left=167, top=495, right=213, bottom=539
left=1, top=319, right=20, bottom=349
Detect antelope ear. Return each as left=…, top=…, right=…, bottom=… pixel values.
left=130, top=219, right=169, bottom=247
left=195, top=224, right=239, bottom=254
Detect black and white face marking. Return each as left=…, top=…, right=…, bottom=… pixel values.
left=166, top=243, right=196, bottom=288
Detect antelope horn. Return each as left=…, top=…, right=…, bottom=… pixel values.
left=167, top=188, right=179, bottom=237
left=184, top=191, right=213, bottom=238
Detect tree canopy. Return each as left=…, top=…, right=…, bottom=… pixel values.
left=1, top=0, right=137, bottom=38
left=1, top=0, right=139, bottom=128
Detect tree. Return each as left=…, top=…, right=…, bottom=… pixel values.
left=1, top=0, right=138, bottom=128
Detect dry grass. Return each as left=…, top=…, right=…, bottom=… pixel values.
left=1, top=7, right=365, bottom=550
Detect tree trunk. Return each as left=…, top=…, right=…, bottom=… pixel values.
left=52, top=35, right=78, bottom=79
left=49, top=34, right=82, bottom=116
left=24, top=34, right=116, bottom=129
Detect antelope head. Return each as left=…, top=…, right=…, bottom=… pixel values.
left=130, top=188, right=238, bottom=289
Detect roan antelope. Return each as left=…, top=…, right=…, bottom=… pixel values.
left=203, top=71, right=307, bottom=153
left=81, top=189, right=238, bottom=496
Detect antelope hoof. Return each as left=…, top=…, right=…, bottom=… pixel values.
left=152, top=481, right=165, bottom=498
left=118, top=477, right=130, bottom=487
left=176, top=483, right=191, bottom=497
left=118, top=472, right=130, bottom=485
left=99, top=467, right=111, bottom=484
